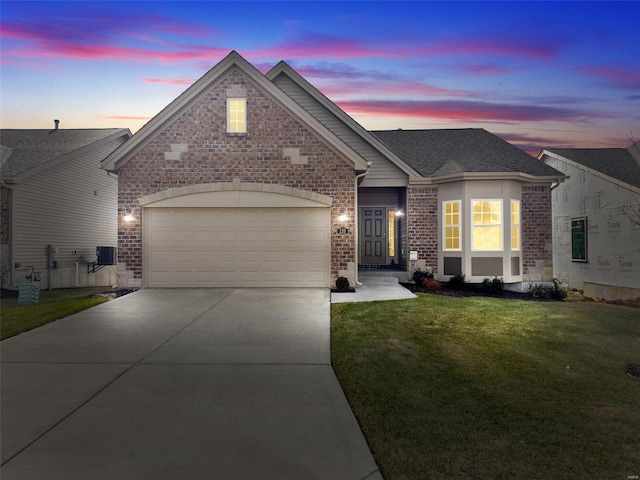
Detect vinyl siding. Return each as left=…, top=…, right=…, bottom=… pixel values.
left=272, top=75, right=408, bottom=184
left=12, top=138, right=123, bottom=287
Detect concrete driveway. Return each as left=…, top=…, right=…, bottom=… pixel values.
left=1, top=288, right=382, bottom=480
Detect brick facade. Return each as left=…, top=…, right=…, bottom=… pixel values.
left=116, top=67, right=356, bottom=284
left=522, top=185, right=553, bottom=281
left=407, top=186, right=438, bottom=273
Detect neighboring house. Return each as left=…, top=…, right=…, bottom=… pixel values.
left=102, top=51, right=564, bottom=290
left=539, top=142, right=640, bottom=300
left=1, top=125, right=131, bottom=289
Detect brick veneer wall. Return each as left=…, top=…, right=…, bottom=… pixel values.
left=522, top=185, right=553, bottom=281
left=407, top=186, right=438, bottom=272
left=117, top=67, right=356, bottom=284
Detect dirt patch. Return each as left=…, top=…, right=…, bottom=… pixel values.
left=626, top=364, right=640, bottom=378
left=90, top=289, right=138, bottom=299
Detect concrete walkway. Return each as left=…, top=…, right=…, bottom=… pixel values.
left=1, top=288, right=382, bottom=480
left=331, top=275, right=416, bottom=303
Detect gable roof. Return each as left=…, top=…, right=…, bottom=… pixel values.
left=1, top=128, right=130, bottom=183
left=266, top=61, right=420, bottom=179
left=540, top=142, right=640, bottom=190
left=373, top=128, right=565, bottom=183
left=101, top=51, right=369, bottom=172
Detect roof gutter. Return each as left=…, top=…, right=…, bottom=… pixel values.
left=408, top=171, right=567, bottom=186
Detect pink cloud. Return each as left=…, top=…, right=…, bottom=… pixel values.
left=246, top=31, right=557, bottom=63
left=319, top=80, right=468, bottom=100
left=416, top=37, right=557, bottom=60
left=142, top=77, right=197, bottom=86
left=98, top=115, right=151, bottom=121
left=575, top=65, right=640, bottom=90
left=337, top=99, right=611, bottom=123
left=0, top=9, right=224, bottom=65
left=458, top=64, right=511, bottom=76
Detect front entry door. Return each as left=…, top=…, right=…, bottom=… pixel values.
left=361, top=207, right=386, bottom=265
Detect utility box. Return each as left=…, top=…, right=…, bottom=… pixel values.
left=18, top=284, right=40, bottom=304
left=96, top=246, right=117, bottom=265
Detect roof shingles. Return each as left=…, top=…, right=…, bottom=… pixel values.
left=373, top=128, right=563, bottom=178
left=0, top=129, right=125, bottom=180
left=545, top=143, right=640, bottom=189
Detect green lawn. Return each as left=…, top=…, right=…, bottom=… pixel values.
left=331, top=294, right=640, bottom=480
left=1, top=287, right=113, bottom=340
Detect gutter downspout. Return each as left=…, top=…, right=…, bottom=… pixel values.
left=354, top=162, right=372, bottom=286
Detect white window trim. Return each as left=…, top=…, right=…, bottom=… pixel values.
left=226, top=97, right=246, bottom=133
left=442, top=200, right=462, bottom=252
left=471, top=199, right=503, bottom=252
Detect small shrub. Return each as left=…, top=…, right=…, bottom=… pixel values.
left=448, top=274, right=467, bottom=290
left=413, top=268, right=434, bottom=285
left=551, top=278, right=568, bottom=301
left=336, top=276, right=350, bottom=291
left=482, top=277, right=504, bottom=296
left=527, top=279, right=568, bottom=301
left=422, top=277, right=442, bottom=292
left=528, top=283, right=549, bottom=299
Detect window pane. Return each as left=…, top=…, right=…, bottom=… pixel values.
left=388, top=211, right=395, bottom=257
left=512, top=226, right=520, bottom=250
left=445, top=226, right=460, bottom=250
left=472, top=200, right=502, bottom=251
left=511, top=200, right=520, bottom=225
left=443, top=201, right=461, bottom=251
left=571, top=218, right=587, bottom=261
left=473, top=226, right=502, bottom=250
left=227, top=98, right=246, bottom=133
left=511, top=200, right=520, bottom=251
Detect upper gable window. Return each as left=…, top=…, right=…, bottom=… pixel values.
left=227, top=98, right=246, bottom=133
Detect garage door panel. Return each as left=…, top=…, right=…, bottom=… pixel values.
left=145, top=207, right=330, bottom=287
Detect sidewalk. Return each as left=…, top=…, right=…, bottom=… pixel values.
left=331, top=275, right=416, bottom=303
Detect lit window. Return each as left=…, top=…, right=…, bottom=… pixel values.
left=227, top=98, right=246, bottom=133
left=472, top=200, right=502, bottom=251
left=443, top=200, right=461, bottom=251
left=511, top=200, right=520, bottom=251
left=388, top=211, right=395, bottom=257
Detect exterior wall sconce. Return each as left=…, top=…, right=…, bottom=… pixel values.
left=338, top=213, right=348, bottom=222
left=123, top=213, right=136, bottom=222
left=394, top=210, right=404, bottom=217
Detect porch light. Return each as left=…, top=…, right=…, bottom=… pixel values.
left=123, top=213, right=136, bottom=222
left=394, top=210, right=404, bottom=217
left=338, top=213, right=348, bottom=222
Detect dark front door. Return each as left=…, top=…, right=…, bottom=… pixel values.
left=361, top=207, right=386, bottom=265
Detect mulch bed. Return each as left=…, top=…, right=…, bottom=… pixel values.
left=400, top=282, right=549, bottom=301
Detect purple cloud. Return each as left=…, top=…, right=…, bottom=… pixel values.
left=337, top=99, right=612, bottom=124
left=575, top=65, right=640, bottom=90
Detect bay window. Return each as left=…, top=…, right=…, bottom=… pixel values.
left=472, top=200, right=502, bottom=251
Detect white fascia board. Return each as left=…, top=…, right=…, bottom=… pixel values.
left=539, top=150, right=640, bottom=194
left=266, top=62, right=421, bottom=178
left=102, top=51, right=369, bottom=173
left=409, top=171, right=566, bottom=186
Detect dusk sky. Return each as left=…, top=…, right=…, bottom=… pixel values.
left=1, top=1, right=639, bottom=154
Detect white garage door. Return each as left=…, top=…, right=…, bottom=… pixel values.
left=144, top=207, right=330, bottom=287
